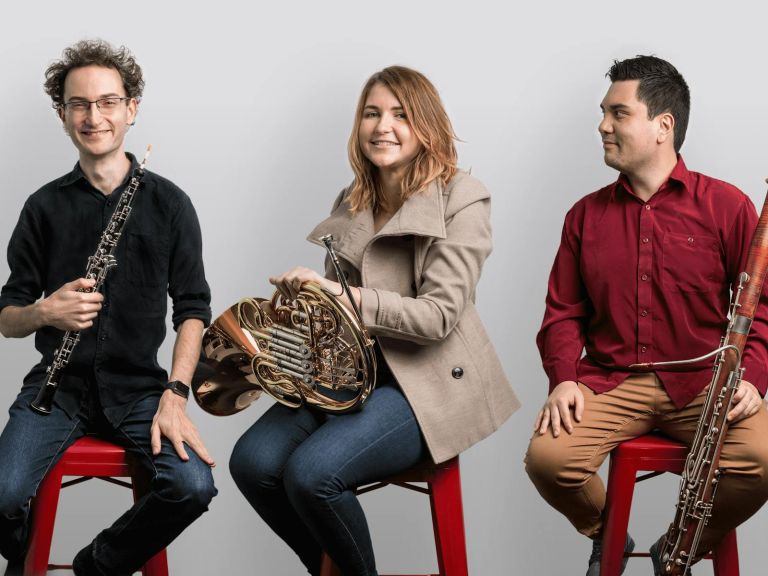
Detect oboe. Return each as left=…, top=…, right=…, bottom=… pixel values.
left=632, top=181, right=768, bottom=574
left=30, top=146, right=152, bottom=415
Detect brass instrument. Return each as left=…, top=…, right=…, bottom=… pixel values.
left=632, top=183, right=768, bottom=574
left=193, top=235, right=376, bottom=415
left=31, top=146, right=152, bottom=415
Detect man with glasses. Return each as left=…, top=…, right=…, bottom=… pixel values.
left=0, top=39, right=216, bottom=576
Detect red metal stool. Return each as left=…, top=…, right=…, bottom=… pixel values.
left=24, top=436, right=169, bottom=576
left=319, top=456, right=467, bottom=576
left=601, top=433, right=739, bottom=575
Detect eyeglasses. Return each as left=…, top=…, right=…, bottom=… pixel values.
left=58, top=97, right=131, bottom=115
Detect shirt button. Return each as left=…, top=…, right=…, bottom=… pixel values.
left=452, top=367, right=464, bottom=379
left=644, top=204, right=651, bottom=211
left=99, top=335, right=106, bottom=341
left=688, top=237, right=694, bottom=244
left=641, top=274, right=649, bottom=281
left=641, top=309, right=648, bottom=317
left=642, top=237, right=649, bottom=244
left=641, top=346, right=648, bottom=353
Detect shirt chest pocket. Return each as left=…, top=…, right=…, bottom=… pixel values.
left=125, top=232, right=170, bottom=287
left=662, top=232, right=724, bottom=292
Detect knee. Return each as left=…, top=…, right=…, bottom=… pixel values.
left=283, top=456, right=341, bottom=510
left=738, top=441, right=768, bottom=491
left=0, top=469, right=32, bottom=517
left=229, top=435, right=285, bottom=496
left=156, top=458, right=217, bottom=512
left=524, top=435, right=582, bottom=490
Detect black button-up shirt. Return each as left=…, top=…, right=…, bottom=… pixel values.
left=0, top=154, right=211, bottom=424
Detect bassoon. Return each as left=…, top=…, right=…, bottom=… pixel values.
left=632, top=181, right=768, bottom=574
left=30, top=146, right=152, bottom=414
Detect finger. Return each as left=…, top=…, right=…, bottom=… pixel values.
left=80, top=292, right=104, bottom=303
left=173, top=439, right=190, bottom=462
left=727, top=398, right=747, bottom=422
left=77, top=311, right=99, bottom=322
left=551, top=406, right=561, bottom=437
left=558, top=399, right=574, bottom=433
left=574, top=390, right=585, bottom=422
left=538, top=407, right=551, bottom=435
left=185, top=434, right=215, bottom=467
left=150, top=422, right=161, bottom=456
left=534, top=409, right=543, bottom=431
left=68, top=277, right=96, bottom=290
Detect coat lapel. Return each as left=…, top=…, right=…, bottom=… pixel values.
left=307, top=180, right=447, bottom=270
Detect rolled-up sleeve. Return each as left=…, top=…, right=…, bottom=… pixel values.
left=167, top=193, right=211, bottom=329
left=0, top=200, right=45, bottom=313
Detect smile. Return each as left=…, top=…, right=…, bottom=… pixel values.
left=81, top=130, right=110, bottom=136
left=371, top=141, right=399, bottom=147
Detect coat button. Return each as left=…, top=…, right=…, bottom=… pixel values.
left=452, top=367, right=464, bottom=379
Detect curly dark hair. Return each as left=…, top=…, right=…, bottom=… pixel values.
left=44, top=39, right=144, bottom=107
left=607, top=55, right=690, bottom=153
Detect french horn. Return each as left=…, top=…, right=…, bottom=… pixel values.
left=192, top=235, right=376, bottom=415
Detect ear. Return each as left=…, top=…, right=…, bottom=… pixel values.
left=56, top=106, right=65, bottom=123
left=126, top=97, right=139, bottom=127
left=657, top=112, right=675, bottom=146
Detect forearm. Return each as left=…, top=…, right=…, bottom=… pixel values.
left=0, top=303, right=47, bottom=338
left=168, top=318, right=204, bottom=384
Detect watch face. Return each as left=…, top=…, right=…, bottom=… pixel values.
left=168, top=380, right=190, bottom=398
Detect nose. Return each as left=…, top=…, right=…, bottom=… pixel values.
left=598, top=113, right=612, bottom=136
left=374, top=113, right=393, bottom=134
left=85, top=101, right=103, bottom=121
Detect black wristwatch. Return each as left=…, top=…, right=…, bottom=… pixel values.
left=165, top=380, right=190, bottom=400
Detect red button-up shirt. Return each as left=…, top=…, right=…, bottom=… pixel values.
left=537, top=157, right=768, bottom=407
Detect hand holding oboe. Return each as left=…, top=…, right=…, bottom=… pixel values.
left=38, top=278, right=103, bottom=331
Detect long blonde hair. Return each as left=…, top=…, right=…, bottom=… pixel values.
left=347, top=66, right=458, bottom=213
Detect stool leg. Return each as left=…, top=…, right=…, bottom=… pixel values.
left=600, top=458, right=638, bottom=576
left=24, top=466, right=64, bottom=576
left=712, top=529, right=739, bottom=576
left=429, top=460, right=468, bottom=576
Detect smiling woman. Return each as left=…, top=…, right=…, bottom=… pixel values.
left=228, top=65, right=519, bottom=576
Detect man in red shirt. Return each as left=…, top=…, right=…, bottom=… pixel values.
left=525, top=55, right=768, bottom=575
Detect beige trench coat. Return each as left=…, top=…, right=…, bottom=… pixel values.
left=308, top=172, right=519, bottom=463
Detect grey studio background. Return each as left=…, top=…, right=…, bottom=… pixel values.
left=1, top=1, right=767, bottom=575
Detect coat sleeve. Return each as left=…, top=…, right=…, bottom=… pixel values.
left=357, top=176, right=491, bottom=345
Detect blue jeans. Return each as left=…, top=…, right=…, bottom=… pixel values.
left=229, top=381, right=426, bottom=576
left=0, top=383, right=217, bottom=575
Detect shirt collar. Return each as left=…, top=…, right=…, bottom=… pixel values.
left=57, top=152, right=138, bottom=190
left=613, top=154, right=692, bottom=200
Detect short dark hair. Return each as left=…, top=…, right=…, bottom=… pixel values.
left=607, top=55, right=690, bottom=152
left=44, top=39, right=144, bottom=107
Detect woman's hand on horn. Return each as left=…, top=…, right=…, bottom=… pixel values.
left=269, top=267, right=326, bottom=300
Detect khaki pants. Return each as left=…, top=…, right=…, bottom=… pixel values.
left=525, top=373, right=768, bottom=557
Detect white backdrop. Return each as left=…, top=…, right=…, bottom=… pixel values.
left=1, top=1, right=767, bottom=574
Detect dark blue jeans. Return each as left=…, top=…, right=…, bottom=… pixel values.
left=229, top=381, right=426, bottom=576
left=0, top=384, right=217, bottom=575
